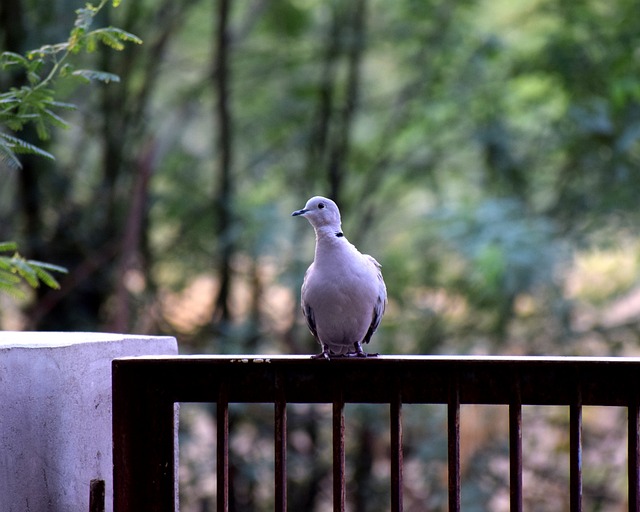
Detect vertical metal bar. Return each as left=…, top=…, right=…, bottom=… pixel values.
left=629, top=401, right=639, bottom=511
left=113, top=361, right=175, bottom=512
left=570, top=402, right=582, bottom=512
left=89, top=479, right=105, bottom=512
left=448, top=378, right=460, bottom=512
left=333, top=388, right=346, bottom=512
left=274, top=373, right=287, bottom=512
left=390, top=384, right=403, bottom=512
left=509, top=402, right=523, bottom=512
left=217, top=384, right=229, bottom=512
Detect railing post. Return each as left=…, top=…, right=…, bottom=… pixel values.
left=113, top=360, right=176, bottom=512
left=217, top=382, right=229, bottom=512
left=89, top=479, right=105, bottom=512
left=448, top=373, right=460, bottom=512
left=333, top=384, right=346, bottom=512
left=509, top=380, right=523, bottom=512
left=390, top=379, right=403, bottom=512
left=629, top=401, right=639, bottom=511
left=274, top=371, right=287, bottom=512
left=570, top=397, right=583, bottom=512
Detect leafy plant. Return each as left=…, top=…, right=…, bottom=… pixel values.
left=0, top=242, right=67, bottom=298
left=0, top=0, right=141, bottom=170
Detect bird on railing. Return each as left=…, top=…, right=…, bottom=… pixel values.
left=292, top=196, right=387, bottom=359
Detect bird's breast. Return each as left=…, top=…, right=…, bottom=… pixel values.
left=304, top=259, right=378, bottom=312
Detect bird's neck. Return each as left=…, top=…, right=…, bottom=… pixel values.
left=314, top=225, right=348, bottom=260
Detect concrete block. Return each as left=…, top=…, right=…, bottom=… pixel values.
left=0, top=331, right=178, bottom=512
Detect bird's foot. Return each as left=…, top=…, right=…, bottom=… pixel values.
left=344, top=351, right=379, bottom=358
left=311, top=346, right=332, bottom=360
left=310, top=343, right=379, bottom=359
left=345, top=342, right=379, bottom=358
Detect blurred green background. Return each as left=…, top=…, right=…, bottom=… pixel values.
left=2, top=0, right=640, bottom=509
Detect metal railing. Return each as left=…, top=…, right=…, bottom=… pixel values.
left=112, top=355, right=640, bottom=511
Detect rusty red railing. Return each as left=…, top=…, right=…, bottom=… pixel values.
left=112, top=355, right=640, bottom=511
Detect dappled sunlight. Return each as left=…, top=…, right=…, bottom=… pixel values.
left=161, top=275, right=218, bottom=335
left=566, top=241, right=640, bottom=305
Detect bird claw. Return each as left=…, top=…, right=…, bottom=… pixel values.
left=351, top=341, right=378, bottom=358
left=311, top=346, right=332, bottom=360
left=310, top=343, right=379, bottom=360
left=345, top=351, right=379, bottom=358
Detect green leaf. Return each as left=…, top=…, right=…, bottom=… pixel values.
left=92, top=30, right=125, bottom=51
left=25, top=259, right=68, bottom=275
left=71, top=69, right=120, bottom=83
left=0, top=242, right=18, bottom=253
left=0, top=132, right=55, bottom=160
left=0, top=51, right=30, bottom=68
left=27, top=43, right=69, bottom=59
left=0, top=143, right=23, bottom=171
left=30, top=266, right=62, bottom=290
left=0, top=246, right=67, bottom=296
left=90, top=27, right=142, bottom=51
left=0, top=270, right=25, bottom=299
left=47, top=100, right=77, bottom=111
left=105, top=27, right=142, bottom=45
left=11, top=258, right=39, bottom=288
left=42, top=108, right=70, bottom=130
left=74, top=8, right=95, bottom=31
left=34, top=117, right=51, bottom=140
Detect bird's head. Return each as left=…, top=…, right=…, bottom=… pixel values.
left=292, top=196, right=342, bottom=230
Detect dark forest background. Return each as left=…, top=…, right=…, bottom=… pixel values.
left=2, top=0, right=640, bottom=510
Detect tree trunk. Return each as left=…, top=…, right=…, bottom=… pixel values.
left=328, top=0, right=367, bottom=205
left=212, top=0, right=234, bottom=325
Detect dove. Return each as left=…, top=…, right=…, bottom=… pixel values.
left=292, top=196, right=387, bottom=359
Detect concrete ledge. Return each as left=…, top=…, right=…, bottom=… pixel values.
left=0, top=332, right=178, bottom=512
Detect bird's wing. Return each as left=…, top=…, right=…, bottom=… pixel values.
left=300, top=268, right=319, bottom=340
left=302, top=302, right=318, bottom=340
left=362, top=255, right=387, bottom=345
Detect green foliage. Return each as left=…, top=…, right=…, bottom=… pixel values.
left=0, top=0, right=141, bottom=170
left=0, top=242, right=67, bottom=298
left=437, top=199, right=559, bottom=299
left=0, top=132, right=54, bottom=168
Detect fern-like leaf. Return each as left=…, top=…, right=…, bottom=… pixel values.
left=0, top=51, right=30, bottom=68
left=0, top=143, right=22, bottom=171
left=74, top=7, right=96, bottom=31
left=0, top=244, right=67, bottom=296
left=71, top=69, right=120, bottom=83
left=0, top=241, right=18, bottom=253
left=103, top=27, right=142, bottom=45
left=0, top=133, right=55, bottom=172
left=26, top=259, right=68, bottom=275
left=0, top=132, right=55, bottom=160
left=11, top=258, right=39, bottom=288
left=27, top=43, right=69, bottom=59
left=0, top=270, right=26, bottom=299
left=31, top=266, right=62, bottom=289
left=42, top=108, right=70, bottom=130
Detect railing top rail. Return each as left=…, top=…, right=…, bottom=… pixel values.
left=113, top=354, right=640, bottom=363
left=112, top=355, right=640, bottom=406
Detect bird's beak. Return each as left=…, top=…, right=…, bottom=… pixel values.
left=291, top=208, right=308, bottom=217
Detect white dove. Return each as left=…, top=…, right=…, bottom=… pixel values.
left=292, top=196, right=387, bottom=359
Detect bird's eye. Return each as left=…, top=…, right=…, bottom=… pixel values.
left=318, top=203, right=325, bottom=209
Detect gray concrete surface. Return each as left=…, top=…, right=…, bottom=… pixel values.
left=0, top=332, right=178, bottom=512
